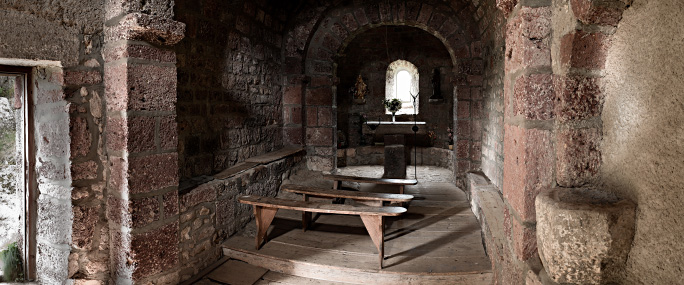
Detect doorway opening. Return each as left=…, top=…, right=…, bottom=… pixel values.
left=0, top=66, right=34, bottom=282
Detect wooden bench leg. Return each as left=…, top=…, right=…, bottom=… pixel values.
left=399, top=185, right=404, bottom=195
left=302, top=194, right=312, bottom=231
left=332, top=180, right=346, bottom=204
left=254, top=205, right=278, bottom=250
left=360, top=215, right=385, bottom=269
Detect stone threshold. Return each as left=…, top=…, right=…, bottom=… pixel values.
left=179, top=146, right=305, bottom=194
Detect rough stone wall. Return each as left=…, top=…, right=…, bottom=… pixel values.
left=336, top=26, right=454, bottom=149
left=177, top=154, right=303, bottom=281
left=337, top=146, right=453, bottom=170
left=0, top=2, right=109, bottom=283
left=602, top=1, right=684, bottom=284
left=174, top=0, right=285, bottom=180
left=478, top=2, right=506, bottom=191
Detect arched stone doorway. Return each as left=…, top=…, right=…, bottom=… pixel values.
left=282, top=1, right=485, bottom=183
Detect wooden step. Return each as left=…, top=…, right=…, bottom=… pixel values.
left=223, top=236, right=492, bottom=285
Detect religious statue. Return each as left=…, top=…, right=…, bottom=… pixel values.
left=353, top=74, right=367, bottom=104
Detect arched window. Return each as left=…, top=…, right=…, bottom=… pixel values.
left=386, top=60, right=419, bottom=115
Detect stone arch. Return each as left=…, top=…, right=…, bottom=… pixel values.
left=283, top=1, right=485, bottom=181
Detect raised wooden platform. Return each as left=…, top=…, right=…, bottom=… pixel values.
left=223, top=168, right=492, bottom=284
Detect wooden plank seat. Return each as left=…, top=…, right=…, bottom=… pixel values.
left=322, top=174, right=418, bottom=194
left=281, top=184, right=414, bottom=230
left=238, top=195, right=407, bottom=269
left=281, top=184, right=414, bottom=207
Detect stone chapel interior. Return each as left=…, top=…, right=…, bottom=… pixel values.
left=0, top=0, right=681, bottom=284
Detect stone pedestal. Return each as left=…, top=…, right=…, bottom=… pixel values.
left=536, top=187, right=636, bottom=284
left=383, top=135, right=406, bottom=178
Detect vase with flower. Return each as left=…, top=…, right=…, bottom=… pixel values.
left=382, top=98, right=402, bottom=122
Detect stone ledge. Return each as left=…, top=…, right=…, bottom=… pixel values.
left=244, top=146, right=305, bottom=164
left=180, top=147, right=306, bottom=193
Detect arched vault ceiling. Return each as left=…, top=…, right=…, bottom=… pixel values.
left=278, top=0, right=493, bottom=69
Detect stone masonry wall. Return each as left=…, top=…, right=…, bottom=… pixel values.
left=337, top=146, right=453, bottom=171
left=478, top=2, right=506, bottom=191
left=336, top=26, right=454, bottom=149
left=175, top=0, right=285, bottom=180
left=0, top=2, right=108, bottom=283
left=177, top=154, right=303, bottom=281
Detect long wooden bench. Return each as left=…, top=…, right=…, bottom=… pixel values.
left=238, top=195, right=406, bottom=269
left=281, top=184, right=414, bottom=204
left=281, top=184, right=414, bottom=230
left=322, top=174, right=418, bottom=194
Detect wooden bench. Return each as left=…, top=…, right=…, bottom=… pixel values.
left=281, top=184, right=414, bottom=230
left=238, top=195, right=406, bottom=269
left=281, top=183, right=414, bottom=207
left=322, top=174, right=418, bottom=194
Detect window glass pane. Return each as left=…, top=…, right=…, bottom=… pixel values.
left=396, top=70, right=411, bottom=103
left=385, top=60, right=419, bottom=115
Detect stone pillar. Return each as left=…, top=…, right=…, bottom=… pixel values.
left=104, top=10, right=185, bottom=283
left=502, top=4, right=554, bottom=270
left=496, top=0, right=630, bottom=283
left=303, top=77, right=335, bottom=172
left=383, top=134, right=406, bottom=178
left=553, top=0, right=622, bottom=188
left=283, top=75, right=307, bottom=147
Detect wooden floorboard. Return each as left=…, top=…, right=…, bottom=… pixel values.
left=257, top=228, right=487, bottom=257
left=223, top=166, right=492, bottom=284
left=207, top=259, right=268, bottom=285
left=260, top=271, right=353, bottom=285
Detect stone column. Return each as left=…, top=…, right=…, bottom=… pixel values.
left=283, top=75, right=306, bottom=147
left=497, top=0, right=630, bottom=282
left=104, top=9, right=185, bottom=283
left=303, top=76, right=335, bottom=172
left=502, top=4, right=554, bottom=267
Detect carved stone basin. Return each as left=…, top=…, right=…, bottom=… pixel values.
left=536, top=187, right=636, bottom=284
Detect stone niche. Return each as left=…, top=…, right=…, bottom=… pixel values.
left=536, top=187, right=636, bottom=284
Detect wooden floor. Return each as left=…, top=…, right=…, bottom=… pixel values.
left=219, top=166, right=492, bottom=284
